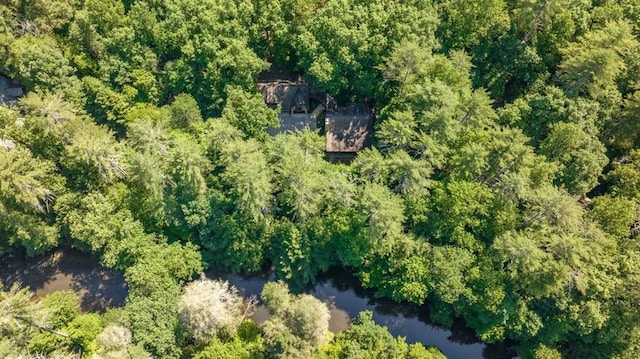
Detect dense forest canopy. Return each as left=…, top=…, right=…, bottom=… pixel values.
left=1, top=0, right=640, bottom=358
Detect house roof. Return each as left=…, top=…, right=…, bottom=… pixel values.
left=267, top=104, right=324, bottom=136
left=257, top=71, right=302, bottom=83
left=258, top=82, right=310, bottom=113
left=268, top=113, right=317, bottom=136
left=325, top=104, right=373, bottom=153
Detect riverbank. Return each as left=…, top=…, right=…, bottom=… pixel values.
left=0, top=247, right=127, bottom=312
left=1, top=247, right=516, bottom=359
left=218, top=268, right=516, bottom=359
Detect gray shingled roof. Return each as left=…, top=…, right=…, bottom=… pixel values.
left=268, top=113, right=317, bottom=136
left=267, top=105, right=325, bottom=136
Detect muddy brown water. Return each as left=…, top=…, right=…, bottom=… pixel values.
left=0, top=248, right=127, bottom=312
left=214, top=269, right=516, bottom=359
left=0, top=248, right=515, bottom=359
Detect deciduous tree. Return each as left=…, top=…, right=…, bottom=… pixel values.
left=178, top=279, right=244, bottom=343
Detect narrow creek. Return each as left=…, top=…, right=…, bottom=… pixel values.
left=1, top=248, right=516, bottom=359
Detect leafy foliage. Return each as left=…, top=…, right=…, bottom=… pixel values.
left=319, top=311, right=444, bottom=359
left=178, top=279, right=244, bottom=343
left=262, top=281, right=331, bottom=357
left=2, top=0, right=640, bottom=358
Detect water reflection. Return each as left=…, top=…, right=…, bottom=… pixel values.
left=210, top=267, right=517, bottom=359
left=0, top=248, right=127, bottom=312
left=2, top=249, right=516, bottom=359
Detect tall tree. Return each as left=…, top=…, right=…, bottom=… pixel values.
left=154, top=0, right=267, bottom=116
left=61, top=119, right=127, bottom=189
left=295, top=0, right=439, bottom=101
left=0, top=145, right=63, bottom=255
left=2, top=35, right=79, bottom=93
left=0, top=282, right=47, bottom=357
left=437, top=0, right=510, bottom=51
left=221, top=86, right=279, bottom=141
left=606, top=149, right=640, bottom=201
left=539, top=122, right=608, bottom=196
left=558, top=21, right=638, bottom=107
left=218, top=138, right=273, bottom=222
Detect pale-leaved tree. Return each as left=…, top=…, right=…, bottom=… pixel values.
left=178, top=279, right=244, bottom=343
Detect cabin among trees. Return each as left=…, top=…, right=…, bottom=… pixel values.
left=259, top=80, right=320, bottom=136
left=258, top=73, right=373, bottom=161
left=0, top=75, right=23, bottom=106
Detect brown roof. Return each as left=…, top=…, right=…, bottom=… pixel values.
left=325, top=104, right=373, bottom=153
left=258, top=82, right=309, bottom=113
left=257, top=71, right=303, bottom=83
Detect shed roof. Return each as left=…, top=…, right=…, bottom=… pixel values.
left=325, top=104, right=373, bottom=153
